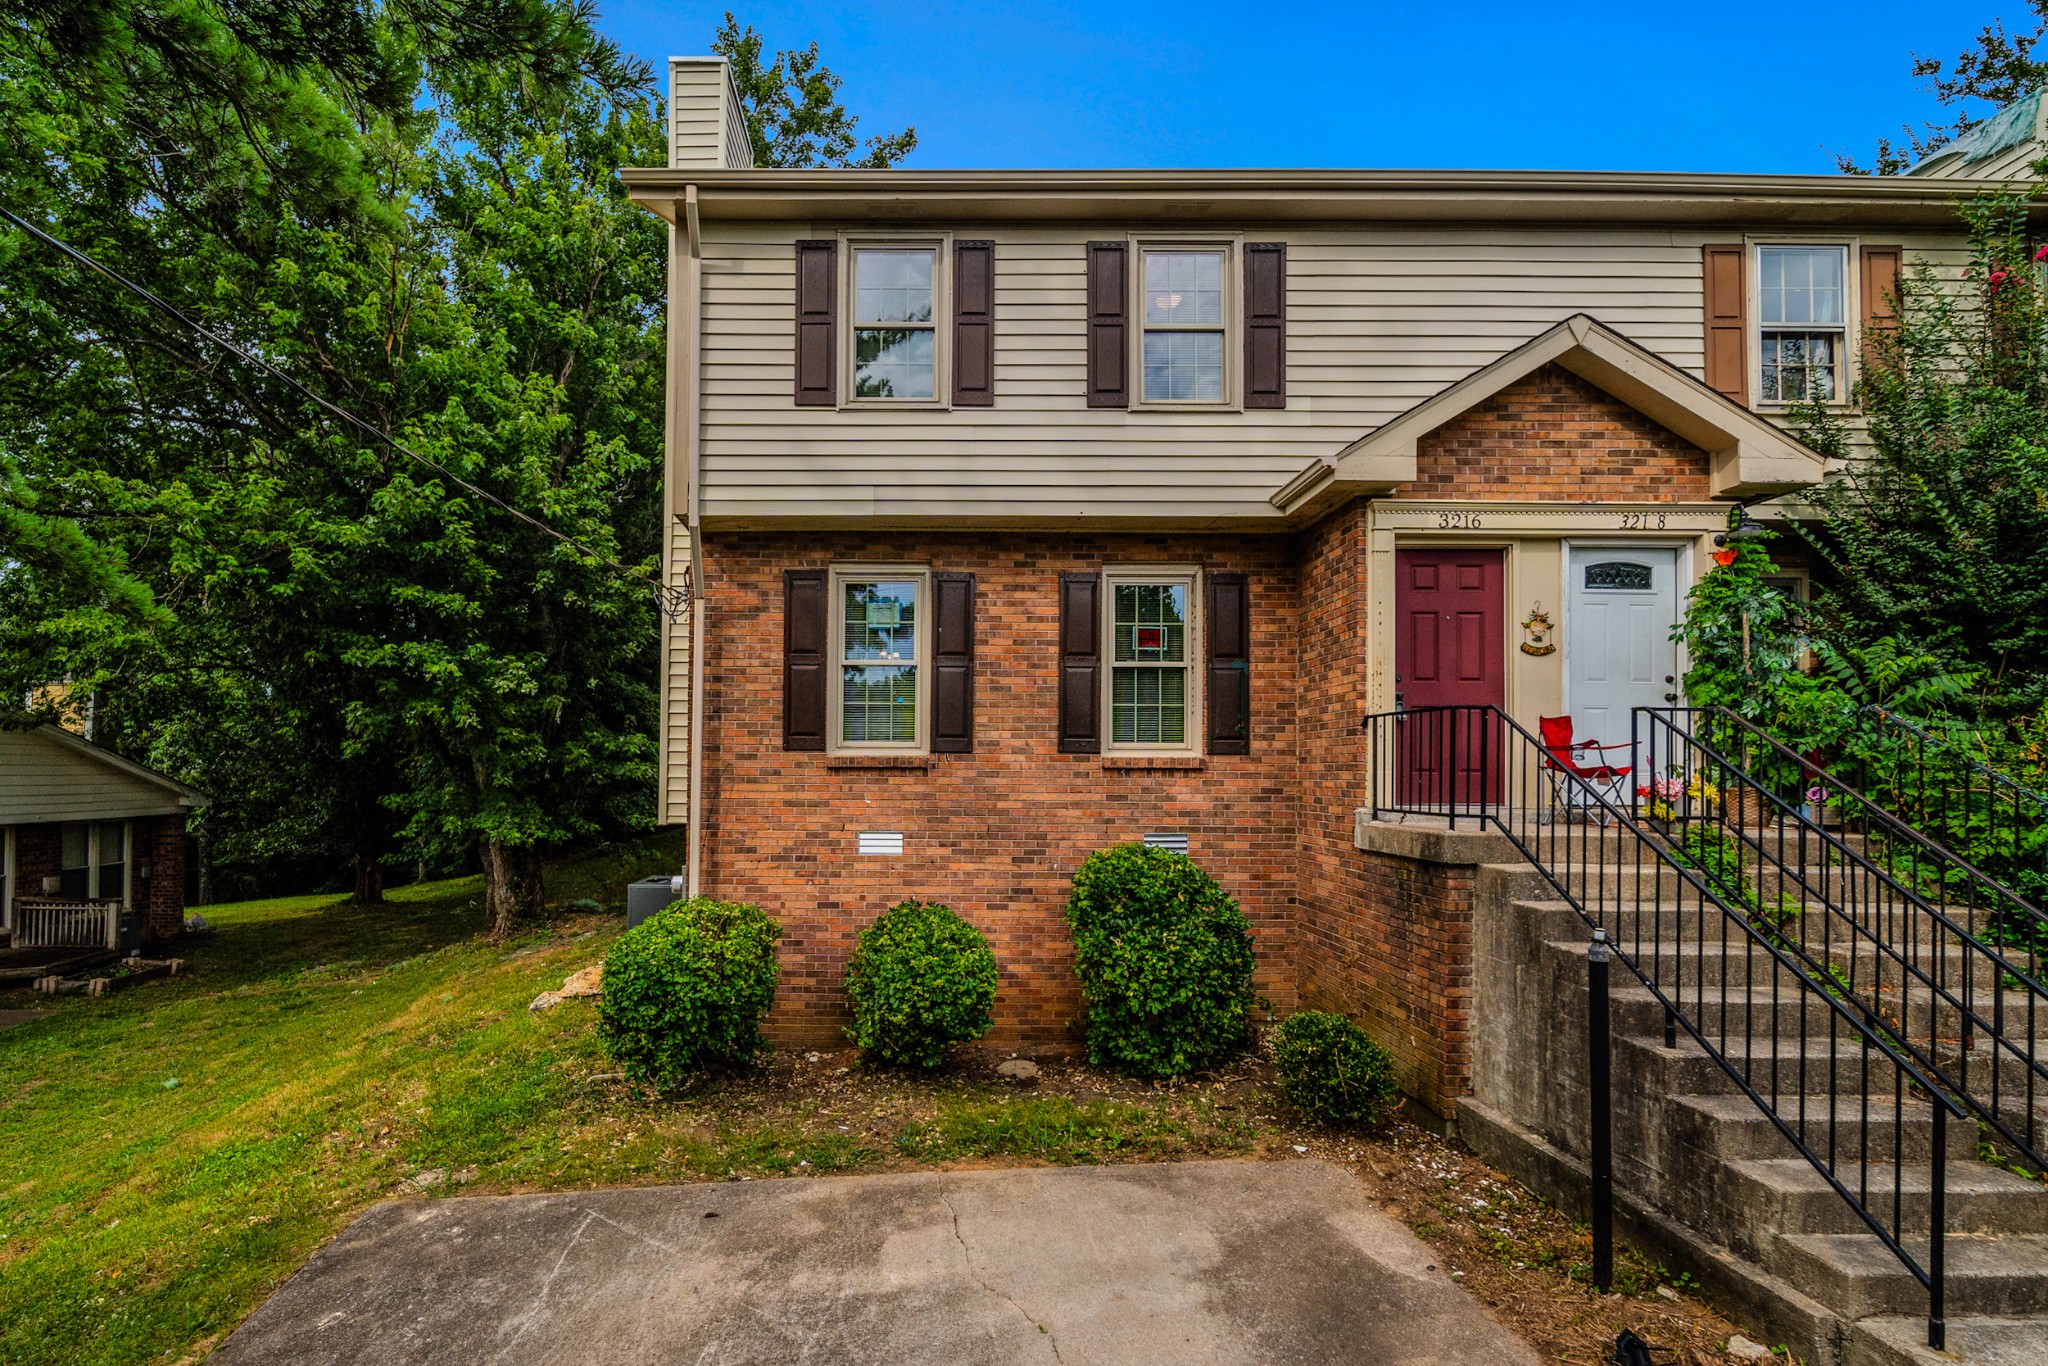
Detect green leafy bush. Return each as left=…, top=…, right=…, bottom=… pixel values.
left=1065, top=843, right=1255, bottom=1077
left=596, top=898, right=781, bottom=1088
left=1273, top=1011, right=1399, bottom=1128
left=844, top=900, right=999, bottom=1068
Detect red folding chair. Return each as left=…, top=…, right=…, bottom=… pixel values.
left=1538, top=715, right=1634, bottom=824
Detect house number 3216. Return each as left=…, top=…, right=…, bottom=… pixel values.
left=1436, top=511, right=1482, bottom=528
left=1618, top=512, right=1667, bottom=530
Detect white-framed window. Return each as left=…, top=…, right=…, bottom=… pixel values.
left=847, top=241, right=944, bottom=403
left=1103, top=566, right=1202, bottom=752
left=1756, top=244, right=1850, bottom=403
left=830, top=565, right=929, bottom=752
left=1136, top=242, right=1234, bottom=406
left=57, top=820, right=128, bottom=902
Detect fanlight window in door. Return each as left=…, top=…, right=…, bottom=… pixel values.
left=1583, top=562, right=1654, bottom=591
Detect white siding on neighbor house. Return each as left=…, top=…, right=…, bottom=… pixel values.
left=691, top=223, right=1973, bottom=525
left=0, top=730, right=191, bottom=824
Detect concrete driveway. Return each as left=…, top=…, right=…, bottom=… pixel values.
left=210, top=1159, right=1540, bottom=1365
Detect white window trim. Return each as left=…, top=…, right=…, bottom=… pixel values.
left=827, top=563, right=932, bottom=755
left=1747, top=237, right=1860, bottom=411
left=1101, top=564, right=1204, bottom=755
left=56, top=819, right=131, bottom=905
left=1129, top=236, right=1241, bottom=411
left=839, top=233, right=952, bottom=411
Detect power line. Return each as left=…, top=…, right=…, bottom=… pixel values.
left=0, top=202, right=689, bottom=621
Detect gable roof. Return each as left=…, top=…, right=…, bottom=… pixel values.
left=0, top=725, right=209, bottom=825
left=1269, top=314, right=1830, bottom=521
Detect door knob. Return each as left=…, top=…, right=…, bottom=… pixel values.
left=1664, top=675, right=1675, bottom=684
left=1663, top=693, right=1679, bottom=703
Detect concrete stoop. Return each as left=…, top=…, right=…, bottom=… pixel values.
left=1465, top=860, right=2048, bottom=1366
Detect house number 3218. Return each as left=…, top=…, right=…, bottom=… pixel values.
left=1436, top=511, right=1482, bottom=528
left=1617, top=512, right=1667, bottom=530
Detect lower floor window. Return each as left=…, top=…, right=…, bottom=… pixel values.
left=835, top=570, right=926, bottom=749
left=1107, top=573, right=1197, bottom=750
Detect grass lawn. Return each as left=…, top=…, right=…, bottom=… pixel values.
left=2, top=833, right=1753, bottom=1365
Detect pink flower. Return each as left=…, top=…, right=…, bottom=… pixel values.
left=2034, top=244, right=2048, bottom=262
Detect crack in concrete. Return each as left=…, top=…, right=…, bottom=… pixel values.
left=490, top=1208, right=595, bottom=1362
left=936, top=1183, right=1065, bottom=1364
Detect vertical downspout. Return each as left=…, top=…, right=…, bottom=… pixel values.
left=683, top=185, right=707, bottom=898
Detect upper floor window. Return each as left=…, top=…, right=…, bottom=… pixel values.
left=1140, top=247, right=1229, bottom=404
left=1104, top=568, right=1200, bottom=751
left=832, top=567, right=927, bottom=751
left=851, top=246, right=938, bottom=401
left=1757, top=245, right=1847, bottom=403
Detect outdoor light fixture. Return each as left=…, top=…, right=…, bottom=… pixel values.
left=1714, top=509, right=1767, bottom=547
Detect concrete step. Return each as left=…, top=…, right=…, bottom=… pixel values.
left=1767, top=1232, right=2048, bottom=1319
left=1664, top=1091, right=1973, bottom=1165
left=1852, top=1312, right=2048, bottom=1366
left=1621, top=1031, right=1945, bottom=1098
left=1544, top=933, right=2023, bottom=994
left=1726, top=1158, right=2048, bottom=1236
left=1612, top=981, right=1976, bottom=1042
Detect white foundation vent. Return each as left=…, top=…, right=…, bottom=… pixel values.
left=1142, top=833, right=1190, bottom=855
left=857, top=831, right=904, bottom=857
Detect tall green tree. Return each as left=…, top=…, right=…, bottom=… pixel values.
left=1802, top=194, right=2048, bottom=714
left=3, top=9, right=909, bottom=927
left=1841, top=2, right=2048, bottom=173
left=712, top=12, right=916, bottom=168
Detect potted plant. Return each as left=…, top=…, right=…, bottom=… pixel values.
left=1803, top=784, right=1834, bottom=827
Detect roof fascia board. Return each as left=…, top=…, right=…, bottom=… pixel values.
left=620, top=167, right=2044, bottom=227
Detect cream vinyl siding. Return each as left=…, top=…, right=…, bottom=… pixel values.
left=669, top=59, right=749, bottom=170
left=692, top=224, right=1972, bottom=526
left=0, top=729, right=192, bottom=824
left=657, top=520, right=694, bottom=825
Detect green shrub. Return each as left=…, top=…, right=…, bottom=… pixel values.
left=596, top=897, right=781, bottom=1088
left=844, top=900, right=999, bottom=1068
left=1273, top=1011, right=1399, bottom=1128
left=1064, top=843, right=1255, bottom=1077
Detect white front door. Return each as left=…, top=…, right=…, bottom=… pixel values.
left=1567, top=546, right=1681, bottom=753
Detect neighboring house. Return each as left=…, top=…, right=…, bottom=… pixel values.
left=621, top=58, right=2036, bottom=1049
left=0, top=725, right=206, bottom=954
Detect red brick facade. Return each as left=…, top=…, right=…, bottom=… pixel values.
left=6, top=815, right=187, bottom=947
left=699, top=532, right=1303, bottom=1047
left=690, top=376, right=1723, bottom=1111
left=1397, top=364, right=1712, bottom=502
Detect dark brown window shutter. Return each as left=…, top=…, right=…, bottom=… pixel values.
left=932, top=571, right=976, bottom=753
left=793, top=240, right=837, bottom=407
left=953, top=241, right=995, bottom=407
left=1085, top=242, right=1128, bottom=408
left=1058, top=572, right=1101, bottom=753
left=783, top=568, right=828, bottom=750
left=1243, top=244, right=1286, bottom=410
left=1204, top=572, right=1251, bottom=755
left=1860, top=245, right=1903, bottom=372
left=1702, top=245, right=1748, bottom=404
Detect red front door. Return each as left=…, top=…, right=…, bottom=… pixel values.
left=1394, top=549, right=1505, bottom=805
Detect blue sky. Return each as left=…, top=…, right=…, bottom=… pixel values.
left=599, top=1, right=2012, bottom=173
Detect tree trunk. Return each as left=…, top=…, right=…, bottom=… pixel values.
left=195, top=831, right=215, bottom=907
left=352, top=849, right=385, bottom=904
left=482, top=839, right=546, bottom=938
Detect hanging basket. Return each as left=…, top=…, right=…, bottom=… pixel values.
left=1725, top=785, right=1775, bottom=829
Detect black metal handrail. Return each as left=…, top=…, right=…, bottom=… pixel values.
left=1639, top=707, right=2048, bottom=1173
left=1363, top=704, right=1960, bottom=1350
left=1854, top=705, right=2048, bottom=904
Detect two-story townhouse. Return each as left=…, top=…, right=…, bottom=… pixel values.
left=623, top=57, right=2036, bottom=1076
